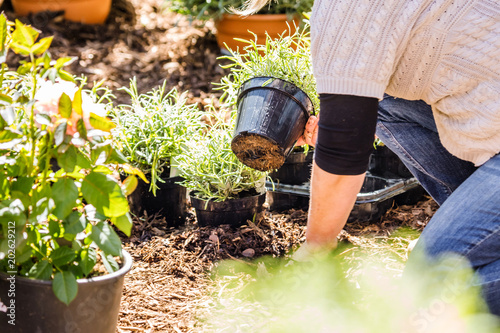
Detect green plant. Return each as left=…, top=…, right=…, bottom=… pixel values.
left=204, top=249, right=500, bottom=332
left=110, top=79, right=206, bottom=196
left=176, top=111, right=267, bottom=202
left=0, top=17, right=140, bottom=305
left=215, top=23, right=319, bottom=113
left=168, top=0, right=314, bottom=22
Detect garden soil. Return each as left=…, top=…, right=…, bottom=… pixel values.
left=1, top=0, right=439, bottom=331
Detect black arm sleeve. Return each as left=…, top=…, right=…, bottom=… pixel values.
left=314, top=94, right=379, bottom=175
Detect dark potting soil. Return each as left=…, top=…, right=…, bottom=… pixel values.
left=231, top=133, right=285, bottom=171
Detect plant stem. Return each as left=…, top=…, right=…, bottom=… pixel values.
left=28, top=52, right=38, bottom=177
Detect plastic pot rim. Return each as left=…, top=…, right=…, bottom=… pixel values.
left=0, top=249, right=133, bottom=287
left=189, top=190, right=266, bottom=202
left=236, top=76, right=316, bottom=117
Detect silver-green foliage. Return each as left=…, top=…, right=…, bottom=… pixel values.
left=216, top=22, right=319, bottom=113
left=176, top=113, right=267, bottom=202
left=111, top=78, right=206, bottom=195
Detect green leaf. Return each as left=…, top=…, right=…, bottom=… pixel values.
left=68, top=264, right=83, bottom=279
left=54, top=120, right=67, bottom=146
left=57, top=69, right=75, bottom=83
left=111, top=213, right=132, bottom=237
left=76, top=118, right=87, bottom=140
left=53, top=271, right=78, bottom=305
left=49, top=246, right=77, bottom=268
left=90, top=222, right=122, bottom=257
left=58, top=92, right=72, bottom=119
left=57, top=145, right=77, bottom=173
left=0, top=93, right=13, bottom=104
left=12, top=20, right=38, bottom=46
left=89, top=113, right=115, bottom=132
left=14, top=237, right=32, bottom=264
left=76, top=149, right=91, bottom=169
left=107, top=147, right=128, bottom=164
left=0, top=199, right=26, bottom=227
left=28, top=260, right=53, bottom=280
left=9, top=42, right=30, bottom=56
left=80, top=247, right=96, bottom=276
left=81, top=172, right=129, bottom=217
left=11, top=176, right=34, bottom=194
left=100, top=253, right=119, bottom=274
left=43, top=52, right=51, bottom=68
left=48, top=220, right=62, bottom=237
left=72, top=88, right=82, bottom=115
left=35, top=113, right=52, bottom=126
left=10, top=20, right=39, bottom=56
left=0, top=107, right=15, bottom=125
left=121, top=175, right=138, bottom=196
left=52, top=177, right=78, bottom=220
left=0, top=174, right=9, bottom=200
left=31, top=197, right=52, bottom=224
left=0, top=14, right=8, bottom=62
left=0, top=128, right=22, bottom=143
left=31, top=36, right=53, bottom=55
left=55, top=57, right=77, bottom=69
left=64, top=212, right=87, bottom=235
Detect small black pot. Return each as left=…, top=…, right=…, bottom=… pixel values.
left=190, top=192, right=266, bottom=227
left=125, top=171, right=187, bottom=227
left=0, top=250, right=133, bottom=333
left=269, top=148, right=314, bottom=185
left=368, top=145, right=413, bottom=178
left=231, top=77, right=314, bottom=172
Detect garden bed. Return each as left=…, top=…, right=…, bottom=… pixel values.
left=1, top=0, right=440, bottom=331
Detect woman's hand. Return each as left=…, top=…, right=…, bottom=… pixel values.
left=295, top=115, right=319, bottom=147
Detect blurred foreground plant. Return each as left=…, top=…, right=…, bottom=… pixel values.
left=203, top=248, right=500, bottom=332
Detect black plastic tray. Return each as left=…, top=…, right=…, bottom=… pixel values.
left=266, top=173, right=421, bottom=222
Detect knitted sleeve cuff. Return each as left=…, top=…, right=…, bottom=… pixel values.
left=315, top=77, right=386, bottom=101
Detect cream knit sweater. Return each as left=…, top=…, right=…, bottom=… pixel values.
left=310, top=0, right=500, bottom=166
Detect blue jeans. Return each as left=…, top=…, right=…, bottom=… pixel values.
left=376, top=95, right=500, bottom=316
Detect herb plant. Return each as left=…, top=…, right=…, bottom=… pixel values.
left=0, top=17, right=140, bottom=305
left=110, top=79, right=206, bottom=196
left=215, top=23, right=319, bottom=112
left=176, top=111, right=267, bottom=202
left=169, top=0, right=314, bottom=22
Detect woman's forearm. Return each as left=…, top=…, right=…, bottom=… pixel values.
left=306, top=161, right=366, bottom=247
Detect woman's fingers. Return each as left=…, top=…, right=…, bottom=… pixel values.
left=296, top=115, right=319, bottom=147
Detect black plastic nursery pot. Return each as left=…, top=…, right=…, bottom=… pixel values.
left=266, top=191, right=310, bottom=212
left=368, top=145, right=413, bottom=179
left=126, top=170, right=187, bottom=226
left=190, top=192, right=266, bottom=227
left=231, top=76, right=314, bottom=172
left=0, top=250, right=133, bottom=333
left=269, top=147, right=314, bottom=185
left=368, top=145, right=427, bottom=205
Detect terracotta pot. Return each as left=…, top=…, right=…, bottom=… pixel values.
left=215, top=13, right=300, bottom=54
left=11, top=0, right=112, bottom=24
